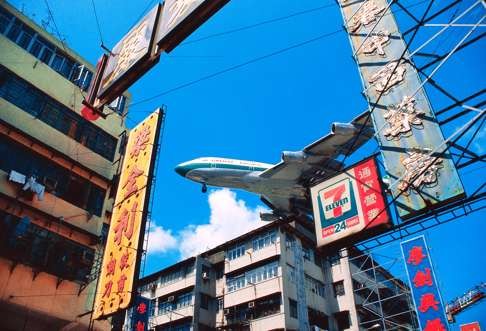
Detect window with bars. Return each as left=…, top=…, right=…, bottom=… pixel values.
left=0, top=135, right=106, bottom=216
left=252, top=230, right=277, bottom=251
left=226, top=261, right=279, bottom=292
left=0, top=66, right=117, bottom=161
left=333, top=280, right=345, bottom=297
left=0, top=6, right=93, bottom=90
left=226, top=244, right=245, bottom=261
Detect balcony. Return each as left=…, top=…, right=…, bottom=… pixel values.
left=1, top=169, right=102, bottom=236
left=154, top=274, right=196, bottom=298
left=224, top=276, right=282, bottom=308
left=225, top=241, right=280, bottom=274
left=150, top=305, right=194, bottom=326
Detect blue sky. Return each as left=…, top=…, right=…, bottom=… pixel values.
left=10, top=0, right=485, bottom=328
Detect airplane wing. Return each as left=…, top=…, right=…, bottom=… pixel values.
left=259, top=111, right=374, bottom=186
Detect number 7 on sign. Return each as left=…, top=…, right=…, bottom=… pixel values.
left=324, top=184, right=346, bottom=218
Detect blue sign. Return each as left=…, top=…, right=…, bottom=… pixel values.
left=401, top=236, right=448, bottom=331
left=130, top=295, right=150, bottom=331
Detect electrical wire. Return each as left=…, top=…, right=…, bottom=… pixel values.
left=90, top=0, right=105, bottom=47
left=127, top=0, right=428, bottom=109
left=180, top=1, right=337, bottom=46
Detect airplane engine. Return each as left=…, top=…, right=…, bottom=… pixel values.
left=332, top=122, right=358, bottom=136
left=281, top=151, right=308, bottom=163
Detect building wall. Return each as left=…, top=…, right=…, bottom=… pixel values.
left=132, top=224, right=367, bottom=331
left=0, top=2, right=129, bottom=330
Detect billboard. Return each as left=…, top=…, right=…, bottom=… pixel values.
left=156, top=0, right=230, bottom=52
left=97, top=4, right=162, bottom=105
left=93, top=109, right=163, bottom=319
left=461, top=322, right=481, bottom=331
left=401, top=236, right=448, bottom=331
left=338, top=0, right=464, bottom=219
left=311, top=157, right=390, bottom=247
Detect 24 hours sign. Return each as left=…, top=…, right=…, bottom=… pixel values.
left=311, top=157, right=390, bottom=247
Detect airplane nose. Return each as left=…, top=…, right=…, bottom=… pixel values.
left=175, top=163, right=187, bottom=177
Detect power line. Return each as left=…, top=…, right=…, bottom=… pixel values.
left=180, top=1, right=337, bottom=46
left=129, top=28, right=344, bottom=108
left=90, top=0, right=105, bottom=47
left=128, top=0, right=428, bottom=109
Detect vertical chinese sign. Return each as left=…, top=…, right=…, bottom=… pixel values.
left=401, top=236, right=448, bottom=331
left=311, top=157, right=390, bottom=247
left=93, top=109, right=163, bottom=319
left=338, top=0, right=464, bottom=218
left=96, top=4, right=162, bottom=106
left=130, top=296, right=151, bottom=331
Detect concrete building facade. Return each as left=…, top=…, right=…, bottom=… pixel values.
left=130, top=220, right=415, bottom=331
left=0, top=2, right=129, bottom=330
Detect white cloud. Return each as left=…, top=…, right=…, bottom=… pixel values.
left=146, top=225, right=178, bottom=255
left=178, top=189, right=267, bottom=258
left=146, top=189, right=268, bottom=259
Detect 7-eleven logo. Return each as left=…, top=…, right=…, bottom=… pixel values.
left=320, top=179, right=352, bottom=219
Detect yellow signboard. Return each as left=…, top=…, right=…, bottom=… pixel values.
left=93, top=109, right=162, bottom=319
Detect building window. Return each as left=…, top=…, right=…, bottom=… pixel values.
left=0, top=136, right=106, bottom=216
left=302, top=245, right=313, bottom=262
left=227, top=244, right=245, bottom=261
left=176, top=292, right=193, bottom=309
left=305, top=275, right=325, bottom=297
left=287, top=264, right=296, bottom=283
left=160, top=324, right=191, bottom=331
left=0, top=211, right=94, bottom=282
left=226, top=261, right=279, bottom=293
left=107, top=95, right=127, bottom=115
left=0, top=9, right=93, bottom=90
left=0, top=66, right=117, bottom=161
left=252, top=230, right=277, bottom=251
left=333, top=280, right=345, bottom=297
left=157, top=292, right=193, bottom=315
left=149, top=299, right=156, bottom=316
left=157, top=263, right=195, bottom=288
left=285, top=234, right=295, bottom=248
left=330, top=253, right=341, bottom=266
left=0, top=7, right=14, bottom=34
left=289, top=298, right=298, bottom=319
left=217, top=297, right=224, bottom=311
left=200, top=293, right=210, bottom=310
left=334, top=311, right=351, bottom=330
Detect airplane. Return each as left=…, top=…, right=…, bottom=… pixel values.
left=175, top=112, right=374, bottom=220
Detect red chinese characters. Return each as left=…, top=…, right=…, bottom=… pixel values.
left=117, top=274, right=128, bottom=293
left=123, top=166, right=144, bottom=199
left=102, top=281, right=113, bottom=298
left=135, top=321, right=145, bottom=331
left=423, top=318, right=447, bottom=331
left=413, top=268, right=433, bottom=288
left=114, top=201, right=139, bottom=245
left=137, top=302, right=147, bottom=314
left=130, top=126, right=151, bottom=158
left=419, top=293, right=440, bottom=313
left=106, top=257, right=116, bottom=276
left=119, top=250, right=130, bottom=271
left=407, top=245, right=426, bottom=265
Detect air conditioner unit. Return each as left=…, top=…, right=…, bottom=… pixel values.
left=248, top=301, right=255, bottom=308
left=202, top=271, right=209, bottom=280
left=167, top=295, right=175, bottom=302
left=223, top=308, right=231, bottom=315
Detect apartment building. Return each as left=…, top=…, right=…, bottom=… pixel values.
left=128, top=220, right=416, bottom=331
left=0, top=2, right=129, bottom=330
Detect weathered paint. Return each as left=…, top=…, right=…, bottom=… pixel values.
left=338, top=0, right=464, bottom=218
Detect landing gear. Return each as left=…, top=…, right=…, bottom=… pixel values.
left=202, top=183, right=207, bottom=193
